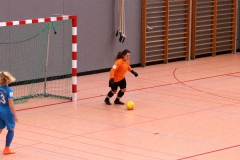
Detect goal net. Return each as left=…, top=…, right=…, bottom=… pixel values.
left=0, top=15, right=77, bottom=103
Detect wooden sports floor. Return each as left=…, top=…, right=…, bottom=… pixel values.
left=1, top=53, right=240, bottom=160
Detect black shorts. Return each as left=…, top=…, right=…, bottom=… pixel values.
left=110, top=78, right=126, bottom=91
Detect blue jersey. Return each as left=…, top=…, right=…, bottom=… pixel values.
left=0, top=85, right=14, bottom=114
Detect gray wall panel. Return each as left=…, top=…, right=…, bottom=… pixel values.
left=0, top=0, right=10, bottom=22
left=9, top=0, right=64, bottom=20
left=0, top=0, right=141, bottom=73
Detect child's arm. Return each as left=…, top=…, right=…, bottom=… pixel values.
left=8, top=99, right=18, bottom=123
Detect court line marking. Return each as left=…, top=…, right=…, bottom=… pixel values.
left=177, top=144, right=240, bottom=160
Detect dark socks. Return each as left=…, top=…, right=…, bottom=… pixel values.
left=115, top=90, right=124, bottom=100
left=105, top=91, right=114, bottom=105
left=107, top=91, right=114, bottom=98
left=105, top=90, right=125, bottom=105
left=114, top=91, right=125, bottom=105
left=6, top=130, right=14, bottom=147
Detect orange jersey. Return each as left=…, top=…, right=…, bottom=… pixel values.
left=110, top=59, right=132, bottom=82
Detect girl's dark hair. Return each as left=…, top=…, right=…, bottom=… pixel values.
left=115, top=49, right=131, bottom=60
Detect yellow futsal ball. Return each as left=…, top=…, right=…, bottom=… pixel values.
left=126, top=101, right=135, bottom=110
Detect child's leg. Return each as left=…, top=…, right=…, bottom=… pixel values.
left=114, top=78, right=126, bottom=105
left=6, top=129, right=14, bottom=147
left=0, top=113, right=5, bottom=134
left=114, top=89, right=126, bottom=104
left=105, top=90, right=116, bottom=105
left=3, top=129, right=15, bottom=154
left=105, top=82, right=118, bottom=105
left=3, top=113, right=15, bottom=154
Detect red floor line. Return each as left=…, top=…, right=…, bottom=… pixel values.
left=138, top=57, right=240, bottom=77
left=161, top=90, right=238, bottom=105
left=16, top=101, right=71, bottom=111
left=139, top=61, right=240, bottom=83
left=124, top=71, right=240, bottom=93
left=17, top=105, right=232, bottom=155
left=16, top=106, right=238, bottom=159
left=227, top=74, right=240, bottom=78
left=16, top=71, right=240, bottom=112
left=18, top=104, right=230, bottom=140
left=16, top=95, right=103, bottom=111
left=177, top=144, right=240, bottom=160
left=188, top=85, right=240, bottom=96
left=74, top=104, right=237, bottom=137
left=173, top=68, right=240, bottom=102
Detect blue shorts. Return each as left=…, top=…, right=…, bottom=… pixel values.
left=0, top=112, right=15, bottom=130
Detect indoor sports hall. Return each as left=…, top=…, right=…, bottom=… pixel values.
left=0, top=0, right=240, bottom=160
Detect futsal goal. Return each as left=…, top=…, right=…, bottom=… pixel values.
left=0, top=15, right=77, bottom=102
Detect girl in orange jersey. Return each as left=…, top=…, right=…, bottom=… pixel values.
left=104, top=49, right=138, bottom=105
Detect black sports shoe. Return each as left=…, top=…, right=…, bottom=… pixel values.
left=114, top=99, right=124, bottom=105
left=104, top=98, right=111, bottom=105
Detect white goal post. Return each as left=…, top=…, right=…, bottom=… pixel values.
left=0, top=15, right=78, bottom=102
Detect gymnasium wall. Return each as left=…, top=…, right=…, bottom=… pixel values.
left=0, top=0, right=239, bottom=74
left=0, top=0, right=142, bottom=74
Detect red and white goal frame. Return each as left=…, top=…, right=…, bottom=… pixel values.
left=0, top=15, right=78, bottom=101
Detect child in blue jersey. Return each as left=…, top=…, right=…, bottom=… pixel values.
left=0, top=71, right=18, bottom=154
